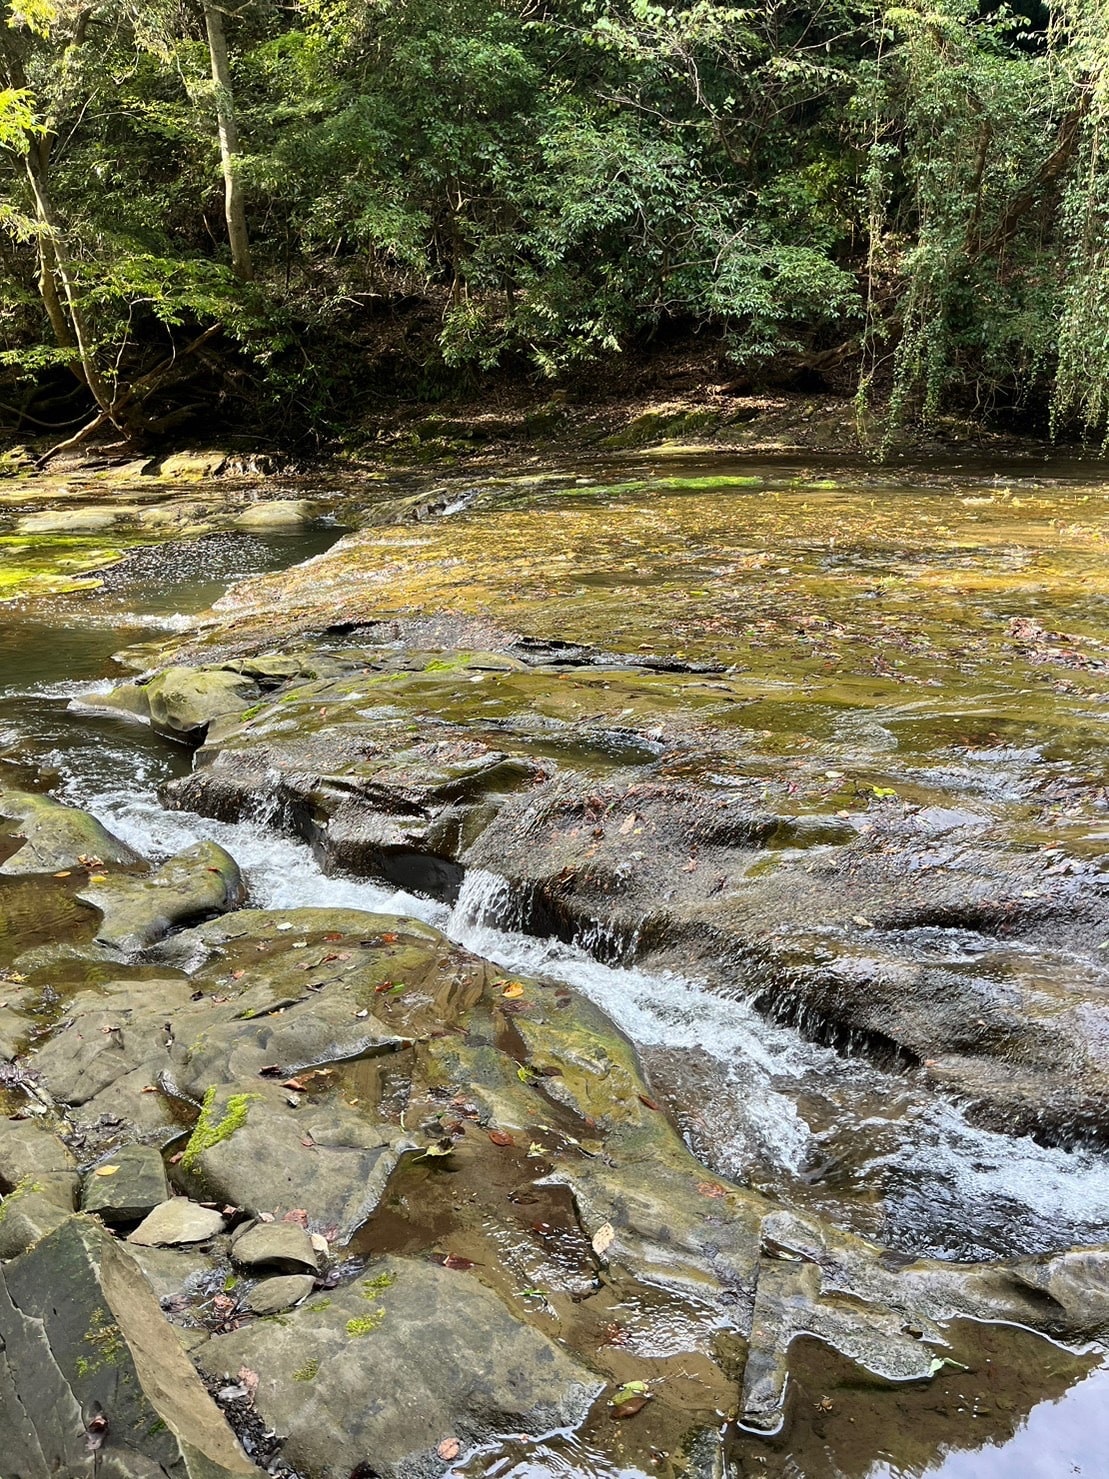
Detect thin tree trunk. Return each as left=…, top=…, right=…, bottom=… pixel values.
left=202, top=1, right=253, bottom=281
left=22, top=144, right=118, bottom=418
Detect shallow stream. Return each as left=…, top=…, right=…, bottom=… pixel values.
left=2, top=457, right=1109, bottom=1475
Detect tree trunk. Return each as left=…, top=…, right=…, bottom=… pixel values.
left=202, top=1, right=253, bottom=282
left=22, top=141, right=118, bottom=419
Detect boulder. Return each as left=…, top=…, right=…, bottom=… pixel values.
left=231, top=499, right=314, bottom=530
left=143, top=666, right=260, bottom=742
left=155, top=450, right=229, bottom=479
left=242, top=1273, right=314, bottom=1315
left=81, top=1144, right=169, bottom=1224
left=0, top=1176, right=78, bottom=1259
left=0, top=789, right=141, bottom=875
left=231, top=1221, right=317, bottom=1274
left=79, top=840, right=243, bottom=953
left=0, top=1217, right=256, bottom=1475
left=200, top=1255, right=599, bottom=1479
left=0, top=1117, right=76, bottom=1187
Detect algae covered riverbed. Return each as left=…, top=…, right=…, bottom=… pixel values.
left=1, top=455, right=1108, bottom=1477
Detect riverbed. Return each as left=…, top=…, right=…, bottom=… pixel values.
left=2, top=455, right=1108, bottom=1476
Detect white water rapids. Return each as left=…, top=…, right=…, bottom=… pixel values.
left=17, top=713, right=1109, bottom=1264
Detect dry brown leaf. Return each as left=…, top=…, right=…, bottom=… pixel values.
left=436, top=1438, right=461, bottom=1461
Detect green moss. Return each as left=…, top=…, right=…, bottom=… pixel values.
left=181, top=1088, right=258, bottom=1172
left=76, top=1306, right=124, bottom=1376
left=293, top=1359, right=321, bottom=1381
left=346, top=1310, right=386, bottom=1337
left=361, top=1271, right=396, bottom=1298
left=306, top=1297, right=333, bottom=1312
left=0, top=1177, right=44, bottom=1222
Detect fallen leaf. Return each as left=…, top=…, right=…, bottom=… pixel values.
left=609, top=1380, right=649, bottom=1405
left=52, top=871, right=71, bottom=879
left=638, top=1094, right=661, bottom=1112
left=436, top=1253, right=475, bottom=1271
left=501, top=981, right=525, bottom=999
left=610, top=1395, right=651, bottom=1419
left=283, top=1209, right=309, bottom=1227
left=282, top=1078, right=307, bottom=1092
left=697, top=1182, right=726, bottom=1199
left=93, top=1165, right=120, bottom=1177
left=488, top=1130, right=515, bottom=1147
left=381, top=932, right=398, bottom=944
left=591, top=1221, right=616, bottom=1258
left=618, top=813, right=637, bottom=835
left=323, top=932, right=344, bottom=942
left=238, top=1366, right=259, bottom=1398
left=437, top=1438, right=461, bottom=1461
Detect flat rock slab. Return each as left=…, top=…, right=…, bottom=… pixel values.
left=82, top=1143, right=169, bottom=1223
left=128, top=1198, right=226, bottom=1246
left=231, top=1221, right=318, bottom=1274
left=0, top=1217, right=255, bottom=1476
left=201, top=1254, right=600, bottom=1479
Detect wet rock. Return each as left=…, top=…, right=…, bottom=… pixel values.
left=79, top=840, right=244, bottom=953
left=0, top=1176, right=78, bottom=1259
left=231, top=1221, right=318, bottom=1274
left=232, top=499, right=315, bottom=530
left=0, top=788, right=141, bottom=875
left=200, top=1255, right=600, bottom=1479
left=242, top=1273, right=314, bottom=1315
left=0, top=1217, right=255, bottom=1474
left=144, top=665, right=260, bottom=742
left=0, top=1116, right=77, bottom=1185
left=81, top=1144, right=169, bottom=1224
left=28, top=978, right=201, bottom=1108
left=177, top=1085, right=412, bottom=1241
left=128, top=1198, right=227, bottom=1246
left=16, top=506, right=121, bottom=534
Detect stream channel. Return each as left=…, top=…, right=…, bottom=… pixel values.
left=1, top=457, right=1109, bottom=1475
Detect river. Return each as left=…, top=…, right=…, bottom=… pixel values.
left=1, top=457, right=1108, bottom=1475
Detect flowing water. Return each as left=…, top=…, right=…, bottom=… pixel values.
left=2, top=460, right=1109, bottom=1475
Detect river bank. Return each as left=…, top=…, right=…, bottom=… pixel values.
left=1, top=454, right=1108, bottom=1477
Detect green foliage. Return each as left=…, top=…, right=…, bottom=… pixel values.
left=0, top=0, right=1105, bottom=440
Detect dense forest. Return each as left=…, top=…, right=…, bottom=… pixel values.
left=1, top=0, right=1108, bottom=452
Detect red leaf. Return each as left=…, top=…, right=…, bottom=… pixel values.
left=611, top=1395, right=651, bottom=1419
left=282, top=1078, right=307, bottom=1092
left=435, top=1253, right=476, bottom=1271
left=488, top=1130, right=515, bottom=1147
left=437, top=1438, right=461, bottom=1461
left=638, top=1095, right=661, bottom=1112
left=323, top=933, right=344, bottom=942
left=282, top=1208, right=309, bottom=1227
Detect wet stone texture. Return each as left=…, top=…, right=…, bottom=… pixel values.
left=4, top=464, right=1109, bottom=1476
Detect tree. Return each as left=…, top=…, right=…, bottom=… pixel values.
left=201, top=1, right=252, bottom=281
